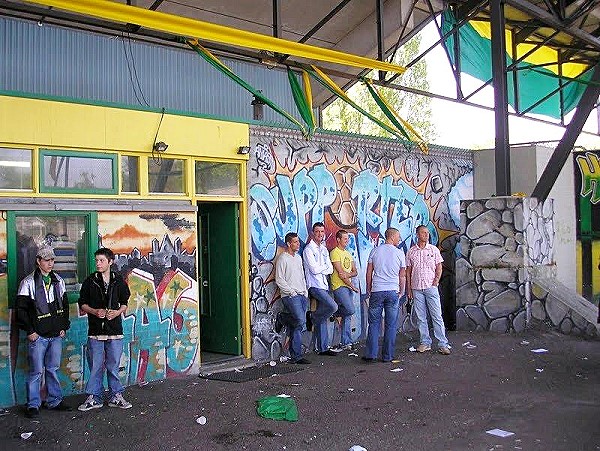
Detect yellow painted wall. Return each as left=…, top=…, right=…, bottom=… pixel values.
left=0, top=95, right=252, bottom=361
left=0, top=95, right=249, bottom=159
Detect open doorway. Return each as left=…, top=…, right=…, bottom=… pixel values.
left=197, top=202, right=242, bottom=363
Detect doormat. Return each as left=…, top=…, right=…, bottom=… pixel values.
left=198, top=363, right=305, bottom=383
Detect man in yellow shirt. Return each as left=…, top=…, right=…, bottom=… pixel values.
left=329, top=229, right=358, bottom=351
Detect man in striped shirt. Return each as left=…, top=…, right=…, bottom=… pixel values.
left=406, top=225, right=450, bottom=355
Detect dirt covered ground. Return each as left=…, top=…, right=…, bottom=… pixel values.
left=1, top=330, right=598, bottom=451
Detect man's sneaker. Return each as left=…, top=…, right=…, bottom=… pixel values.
left=318, top=349, right=337, bottom=356
left=48, top=401, right=72, bottom=411
left=274, top=312, right=284, bottom=334
left=108, top=393, right=132, bottom=409
left=417, top=344, right=431, bottom=353
left=438, top=347, right=451, bottom=355
left=25, top=407, right=39, bottom=418
left=78, top=395, right=103, bottom=411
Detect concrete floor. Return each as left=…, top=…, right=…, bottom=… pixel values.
left=1, top=330, right=598, bottom=451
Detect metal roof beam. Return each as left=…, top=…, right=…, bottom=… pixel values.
left=298, top=0, right=351, bottom=44
left=532, top=63, right=600, bottom=201
left=505, top=0, right=600, bottom=51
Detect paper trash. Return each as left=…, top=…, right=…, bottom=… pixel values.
left=486, top=428, right=514, bottom=438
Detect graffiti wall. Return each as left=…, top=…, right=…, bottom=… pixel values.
left=1, top=211, right=198, bottom=407
left=248, top=126, right=473, bottom=361
left=574, top=150, right=600, bottom=304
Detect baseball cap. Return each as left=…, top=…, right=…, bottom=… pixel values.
left=36, top=245, right=56, bottom=260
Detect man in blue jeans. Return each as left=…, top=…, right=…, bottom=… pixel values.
left=363, top=228, right=406, bottom=362
left=303, top=222, right=337, bottom=356
left=406, top=225, right=450, bottom=355
left=330, top=229, right=358, bottom=351
left=78, top=248, right=132, bottom=411
left=17, top=245, right=72, bottom=418
left=275, top=232, right=311, bottom=364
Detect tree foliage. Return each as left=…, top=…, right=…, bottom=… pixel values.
left=322, top=35, right=436, bottom=142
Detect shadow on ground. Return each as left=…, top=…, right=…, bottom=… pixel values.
left=1, top=330, right=599, bottom=451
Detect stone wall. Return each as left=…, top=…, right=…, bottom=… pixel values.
left=456, top=197, right=554, bottom=332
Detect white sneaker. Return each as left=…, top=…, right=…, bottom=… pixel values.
left=108, top=393, right=132, bottom=409
left=78, top=395, right=103, bottom=411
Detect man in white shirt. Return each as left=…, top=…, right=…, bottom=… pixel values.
left=275, top=232, right=311, bottom=364
left=303, top=222, right=337, bottom=356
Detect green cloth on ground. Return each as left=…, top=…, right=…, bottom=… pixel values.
left=256, top=396, right=298, bottom=422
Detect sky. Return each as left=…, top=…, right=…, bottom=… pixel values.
left=419, top=22, right=600, bottom=150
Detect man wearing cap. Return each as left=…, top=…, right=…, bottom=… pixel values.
left=16, top=245, right=71, bottom=418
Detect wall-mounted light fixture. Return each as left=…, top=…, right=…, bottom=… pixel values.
left=151, top=107, right=168, bottom=164
left=153, top=141, right=169, bottom=152
left=251, top=94, right=265, bottom=121
left=238, top=146, right=251, bottom=155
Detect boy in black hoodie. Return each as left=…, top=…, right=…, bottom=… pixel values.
left=16, top=245, right=71, bottom=418
left=77, top=248, right=131, bottom=411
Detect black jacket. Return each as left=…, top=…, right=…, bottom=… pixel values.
left=16, top=269, right=70, bottom=337
left=78, top=271, right=130, bottom=336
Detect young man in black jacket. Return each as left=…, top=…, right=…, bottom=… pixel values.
left=16, top=245, right=71, bottom=418
left=77, top=248, right=132, bottom=411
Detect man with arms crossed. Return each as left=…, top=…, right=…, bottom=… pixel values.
left=303, top=222, right=337, bottom=356
left=330, top=229, right=358, bottom=351
left=406, top=225, right=450, bottom=355
left=78, top=248, right=132, bottom=411
left=363, top=228, right=406, bottom=362
left=275, top=232, right=311, bottom=364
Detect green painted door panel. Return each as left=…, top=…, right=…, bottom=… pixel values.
left=198, top=202, right=241, bottom=355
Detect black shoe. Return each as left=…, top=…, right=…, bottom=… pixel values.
left=274, top=313, right=284, bottom=334
left=306, top=311, right=313, bottom=332
left=318, top=349, right=337, bottom=356
left=291, top=357, right=311, bottom=364
left=25, top=407, right=39, bottom=418
left=361, top=356, right=376, bottom=363
left=48, top=401, right=72, bottom=411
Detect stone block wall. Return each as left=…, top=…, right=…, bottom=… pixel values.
left=456, top=197, right=554, bottom=332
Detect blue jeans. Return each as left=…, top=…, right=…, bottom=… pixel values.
left=26, top=336, right=63, bottom=408
left=86, top=338, right=124, bottom=401
left=280, top=295, right=309, bottom=361
left=365, top=291, right=401, bottom=361
left=413, top=287, right=449, bottom=348
left=332, top=287, right=356, bottom=346
left=308, top=287, right=338, bottom=352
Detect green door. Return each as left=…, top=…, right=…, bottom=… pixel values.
left=198, top=202, right=241, bottom=355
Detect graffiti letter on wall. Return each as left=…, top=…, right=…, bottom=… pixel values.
left=576, top=152, right=600, bottom=204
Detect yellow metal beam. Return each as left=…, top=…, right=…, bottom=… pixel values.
left=25, top=0, right=406, bottom=74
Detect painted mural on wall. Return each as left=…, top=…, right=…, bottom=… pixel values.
left=1, top=211, right=198, bottom=407
left=248, top=127, right=473, bottom=361
left=574, top=150, right=600, bottom=304
left=456, top=197, right=555, bottom=333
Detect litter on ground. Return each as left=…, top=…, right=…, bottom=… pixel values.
left=486, top=428, right=515, bottom=438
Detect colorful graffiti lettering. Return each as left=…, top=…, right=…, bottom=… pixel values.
left=0, top=215, right=199, bottom=408
left=248, top=130, right=473, bottom=361
left=576, top=152, right=600, bottom=204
